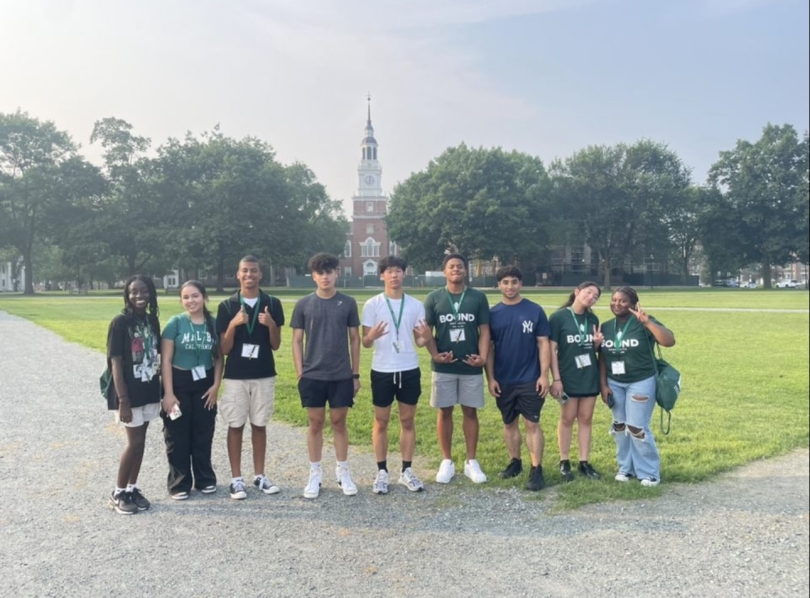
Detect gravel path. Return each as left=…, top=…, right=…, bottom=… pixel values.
left=1, top=310, right=807, bottom=598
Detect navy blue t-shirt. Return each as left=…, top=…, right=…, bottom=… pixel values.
left=489, top=298, right=550, bottom=385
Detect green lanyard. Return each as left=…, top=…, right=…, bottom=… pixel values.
left=445, top=288, right=467, bottom=322
left=568, top=308, right=588, bottom=347
left=185, top=315, right=206, bottom=366
left=614, top=317, right=633, bottom=354
left=238, top=292, right=261, bottom=338
left=384, top=294, right=405, bottom=342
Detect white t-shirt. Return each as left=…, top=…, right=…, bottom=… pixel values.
left=361, top=293, right=426, bottom=372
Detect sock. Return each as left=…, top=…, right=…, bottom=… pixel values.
left=377, top=461, right=388, bottom=472
left=402, top=461, right=412, bottom=472
left=115, top=487, right=126, bottom=496
left=254, top=474, right=263, bottom=481
left=560, top=459, right=570, bottom=466
left=125, top=484, right=135, bottom=493
left=337, top=460, right=348, bottom=470
left=232, top=476, right=243, bottom=484
left=512, top=457, right=522, bottom=465
left=310, top=461, right=322, bottom=469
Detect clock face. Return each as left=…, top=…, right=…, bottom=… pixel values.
left=364, top=175, right=375, bottom=186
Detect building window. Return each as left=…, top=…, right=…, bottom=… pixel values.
left=360, top=237, right=381, bottom=258
left=389, top=241, right=396, bottom=256
left=344, top=266, right=352, bottom=277
left=366, top=224, right=374, bottom=234
left=366, top=201, right=374, bottom=212
left=343, top=240, right=351, bottom=258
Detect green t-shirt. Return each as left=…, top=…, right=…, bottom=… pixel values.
left=162, top=314, right=218, bottom=371
left=424, top=287, right=490, bottom=375
left=549, top=307, right=601, bottom=395
left=600, top=315, right=660, bottom=383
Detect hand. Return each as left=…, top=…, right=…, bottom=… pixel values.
left=413, top=319, right=432, bottom=347
left=592, top=324, right=604, bottom=346
left=230, top=309, right=249, bottom=328
left=162, top=394, right=178, bottom=414
left=259, top=306, right=276, bottom=329
left=536, top=376, right=549, bottom=398
left=629, top=303, right=649, bottom=325
left=201, top=385, right=219, bottom=410
left=353, top=378, right=361, bottom=397
left=367, top=321, right=388, bottom=342
left=432, top=351, right=457, bottom=364
left=488, top=379, right=501, bottom=398
left=600, top=386, right=612, bottom=405
left=463, top=354, right=485, bottom=367
left=118, top=401, right=133, bottom=424
left=550, top=379, right=563, bottom=399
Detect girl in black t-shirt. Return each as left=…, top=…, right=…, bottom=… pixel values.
left=106, top=275, right=162, bottom=515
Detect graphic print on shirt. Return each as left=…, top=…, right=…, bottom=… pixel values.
left=132, top=325, right=159, bottom=382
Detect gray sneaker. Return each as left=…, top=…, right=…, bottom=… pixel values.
left=372, top=470, right=389, bottom=495
left=399, top=467, right=424, bottom=492
left=253, top=474, right=280, bottom=495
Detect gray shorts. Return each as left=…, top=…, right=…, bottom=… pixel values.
left=430, top=372, right=485, bottom=409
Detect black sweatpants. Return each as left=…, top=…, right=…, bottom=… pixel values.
left=162, top=368, right=217, bottom=494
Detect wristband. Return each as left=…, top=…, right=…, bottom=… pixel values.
left=352, top=374, right=360, bottom=380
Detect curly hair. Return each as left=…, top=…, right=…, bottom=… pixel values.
left=122, top=274, right=160, bottom=339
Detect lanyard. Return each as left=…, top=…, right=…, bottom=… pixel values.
left=185, top=314, right=207, bottom=366
left=384, top=294, right=405, bottom=342
left=568, top=307, right=588, bottom=347
left=614, top=317, right=633, bottom=353
left=445, top=288, right=466, bottom=321
left=238, top=292, right=261, bottom=338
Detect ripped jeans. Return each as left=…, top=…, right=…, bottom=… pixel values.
left=607, top=375, right=659, bottom=480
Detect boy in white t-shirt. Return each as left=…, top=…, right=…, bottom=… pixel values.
left=361, top=256, right=433, bottom=494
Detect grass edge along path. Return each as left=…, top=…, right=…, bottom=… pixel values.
left=1, top=289, right=807, bottom=510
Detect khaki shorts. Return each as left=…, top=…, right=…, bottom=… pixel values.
left=219, top=377, right=276, bottom=427
left=115, top=402, right=161, bottom=428
left=430, top=372, right=485, bottom=409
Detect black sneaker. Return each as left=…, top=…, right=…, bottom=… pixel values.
left=526, top=466, right=545, bottom=491
left=109, top=490, right=138, bottom=515
left=129, top=488, right=151, bottom=510
left=578, top=461, right=601, bottom=479
left=498, top=458, right=523, bottom=479
left=559, top=460, right=575, bottom=482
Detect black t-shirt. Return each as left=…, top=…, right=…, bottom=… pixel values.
left=106, top=313, right=162, bottom=408
left=216, top=291, right=285, bottom=380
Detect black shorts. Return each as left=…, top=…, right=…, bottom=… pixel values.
left=496, top=382, right=544, bottom=425
left=370, top=368, right=421, bottom=408
left=298, top=377, right=355, bottom=409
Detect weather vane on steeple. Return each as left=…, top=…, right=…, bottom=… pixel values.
left=367, top=92, right=372, bottom=123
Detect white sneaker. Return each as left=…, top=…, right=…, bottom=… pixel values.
left=435, top=459, right=455, bottom=484
left=399, top=467, right=424, bottom=492
left=463, top=459, right=487, bottom=483
left=303, top=466, right=322, bottom=499
left=336, top=465, right=358, bottom=496
left=253, top=474, right=280, bottom=495
left=372, top=470, right=389, bottom=495
left=640, top=477, right=660, bottom=487
left=614, top=472, right=634, bottom=483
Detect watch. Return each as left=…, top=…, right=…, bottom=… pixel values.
left=364, top=175, right=375, bottom=185
left=352, top=374, right=360, bottom=379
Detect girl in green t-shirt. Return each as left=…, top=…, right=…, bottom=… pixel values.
left=549, top=281, right=604, bottom=482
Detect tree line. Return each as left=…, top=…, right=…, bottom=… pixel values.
left=387, top=126, right=809, bottom=289
left=1, top=110, right=808, bottom=293
left=0, top=112, right=348, bottom=294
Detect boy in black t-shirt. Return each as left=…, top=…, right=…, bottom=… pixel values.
left=216, top=256, right=285, bottom=500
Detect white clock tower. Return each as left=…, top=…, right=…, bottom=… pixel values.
left=340, top=96, right=393, bottom=279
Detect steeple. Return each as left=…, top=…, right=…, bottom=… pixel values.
left=357, top=94, right=382, bottom=196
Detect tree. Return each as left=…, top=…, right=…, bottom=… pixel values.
left=387, top=144, right=552, bottom=271
left=708, top=124, right=810, bottom=288
left=550, top=140, right=692, bottom=289
left=0, top=110, right=79, bottom=294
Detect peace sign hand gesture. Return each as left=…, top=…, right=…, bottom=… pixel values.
left=592, top=324, right=604, bottom=346
left=628, top=303, right=650, bottom=325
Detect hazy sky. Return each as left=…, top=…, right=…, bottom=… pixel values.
left=1, top=0, right=807, bottom=215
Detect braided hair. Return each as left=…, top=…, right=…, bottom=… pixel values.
left=122, top=275, right=160, bottom=339
left=180, top=280, right=219, bottom=359
left=612, top=285, right=640, bottom=308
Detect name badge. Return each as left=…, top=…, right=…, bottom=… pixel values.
left=192, top=366, right=207, bottom=381
left=242, top=344, right=259, bottom=359
left=575, top=354, right=592, bottom=369
left=611, top=361, right=626, bottom=375
left=449, top=328, right=466, bottom=343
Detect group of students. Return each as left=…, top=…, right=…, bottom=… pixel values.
left=105, top=252, right=675, bottom=514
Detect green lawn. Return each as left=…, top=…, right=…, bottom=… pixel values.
left=1, top=288, right=808, bottom=509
